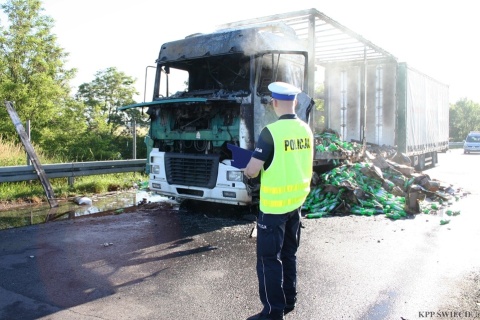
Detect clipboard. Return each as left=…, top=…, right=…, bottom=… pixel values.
left=227, top=143, right=253, bottom=169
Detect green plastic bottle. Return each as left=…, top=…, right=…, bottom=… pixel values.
left=306, top=212, right=325, bottom=219
left=327, top=143, right=338, bottom=151
left=386, top=212, right=401, bottom=220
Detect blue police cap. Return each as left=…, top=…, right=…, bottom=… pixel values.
left=268, top=82, right=301, bottom=101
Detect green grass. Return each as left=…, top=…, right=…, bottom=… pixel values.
left=0, top=172, right=148, bottom=205
left=0, top=138, right=148, bottom=205
left=0, top=136, right=54, bottom=166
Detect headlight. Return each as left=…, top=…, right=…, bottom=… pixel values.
left=152, top=183, right=161, bottom=189
left=227, top=171, right=243, bottom=181
left=151, top=165, right=160, bottom=174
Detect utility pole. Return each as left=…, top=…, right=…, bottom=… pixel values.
left=4, top=101, right=58, bottom=208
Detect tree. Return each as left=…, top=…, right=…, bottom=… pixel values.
left=449, top=98, right=480, bottom=141
left=36, top=97, right=89, bottom=160
left=0, top=1, right=146, bottom=162
left=75, top=67, right=141, bottom=136
left=74, top=67, right=150, bottom=160
left=0, top=0, right=76, bottom=143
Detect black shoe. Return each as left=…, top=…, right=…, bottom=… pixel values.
left=284, top=298, right=296, bottom=315
left=284, top=303, right=295, bottom=315
left=246, top=312, right=284, bottom=320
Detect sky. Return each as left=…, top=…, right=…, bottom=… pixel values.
left=39, top=0, right=479, bottom=104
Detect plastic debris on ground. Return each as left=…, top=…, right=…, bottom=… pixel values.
left=304, top=130, right=467, bottom=222
left=314, top=129, right=365, bottom=166
left=134, top=180, right=149, bottom=190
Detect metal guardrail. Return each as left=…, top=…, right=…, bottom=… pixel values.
left=0, top=143, right=465, bottom=183
left=449, top=142, right=463, bottom=149
left=0, top=159, right=146, bottom=183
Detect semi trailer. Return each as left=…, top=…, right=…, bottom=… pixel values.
left=324, top=60, right=449, bottom=170
left=119, top=8, right=449, bottom=206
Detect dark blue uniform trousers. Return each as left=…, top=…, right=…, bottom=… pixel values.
left=256, top=207, right=301, bottom=317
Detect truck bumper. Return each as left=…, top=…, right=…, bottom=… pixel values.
left=464, top=144, right=480, bottom=153
left=149, top=149, right=253, bottom=206
left=149, top=180, right=252, bottom=206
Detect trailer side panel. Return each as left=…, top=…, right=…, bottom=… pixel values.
left=398, top=63, right=449, bottom=155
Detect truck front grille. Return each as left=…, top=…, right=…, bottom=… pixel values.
left=164, top=153, right=219, bottom=189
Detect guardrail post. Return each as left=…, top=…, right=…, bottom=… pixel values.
left=68, top=176, right=75, bottom=187
left=132, top=119, right=137, bottom=159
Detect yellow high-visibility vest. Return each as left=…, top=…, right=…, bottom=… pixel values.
left=260, top=119, right=313, bottom=214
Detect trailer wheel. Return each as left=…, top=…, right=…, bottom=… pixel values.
left=415, top=154, right=425, bottom=171
left=432, top=152, right=438, bottom=167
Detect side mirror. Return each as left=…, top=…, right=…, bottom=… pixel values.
left=260, top=96, right=271, bottom=104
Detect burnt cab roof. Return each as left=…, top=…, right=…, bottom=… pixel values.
left=157, top=23, right=308, bottom=63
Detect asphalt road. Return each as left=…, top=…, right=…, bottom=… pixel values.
left=0, top=148, right=479, bottom=320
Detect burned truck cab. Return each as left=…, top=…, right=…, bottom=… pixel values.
left=121, top=24, right=311, bottom=205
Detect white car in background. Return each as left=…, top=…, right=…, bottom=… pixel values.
left=463, top=131, right=480, bottom=154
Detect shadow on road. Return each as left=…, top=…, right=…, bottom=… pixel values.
left=0, top=200, right=255, bottom=319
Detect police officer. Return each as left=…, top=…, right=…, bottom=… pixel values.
left=244, top=82, right=314, bottom=320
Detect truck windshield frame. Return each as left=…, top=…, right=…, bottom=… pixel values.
left=256, top=51, right=306, bottom=97
left=153, top=51, right=306, bottom=101
left=154, top=53, right=251, bottom=99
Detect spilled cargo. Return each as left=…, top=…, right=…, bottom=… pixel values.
left=305, top=134, right=465, bottom=221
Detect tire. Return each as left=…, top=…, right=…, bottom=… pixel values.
left=415, top=154, right=425, bottom=171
